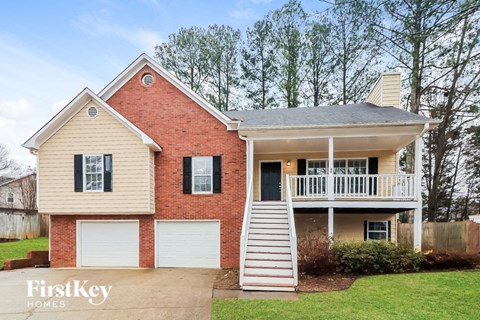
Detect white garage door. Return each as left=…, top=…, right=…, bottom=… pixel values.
left=77, top=221, right=139, bottom=267
left=156, top=221, right=220, bottom=268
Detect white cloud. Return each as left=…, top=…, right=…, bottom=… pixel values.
left=51, top=99, right=71, bottom=114
left=0, top=98, right=35, bottom=118
left=0, top=116, right=15, bottom=128
left=74, top=13, right=163, bottom=53
left=229, top=8, right=256, bottom=21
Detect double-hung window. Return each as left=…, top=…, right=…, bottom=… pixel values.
left=6, top=192, right=14, bottom=203
left=84, top=155, right=103, bottom=192
left=192, top=156, right=213, bottom=194
left=306, top=160, right=327, bottom=195
left=367, top=221, right=388, bottom=240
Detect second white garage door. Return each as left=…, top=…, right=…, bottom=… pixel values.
left=156, top=221, right=220, bottom=268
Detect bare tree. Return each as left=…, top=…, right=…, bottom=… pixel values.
left=0, top=143, right=22, bottom=180
left=20, top=174, right=37, bottom=212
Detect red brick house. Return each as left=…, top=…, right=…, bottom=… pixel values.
left=23, top=54, right=438, bottom=291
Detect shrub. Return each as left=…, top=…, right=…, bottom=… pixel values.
left=421, top=252, right=480, bottom=270
left=297, top=231, right=337, bottom=275
left=333, top=241, right=425, bottom=274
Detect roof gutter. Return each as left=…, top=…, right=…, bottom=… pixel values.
left=237, top=119, right=441, bottom=131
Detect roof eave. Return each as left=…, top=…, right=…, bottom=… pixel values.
left=237, top=120, right=440, bottom=131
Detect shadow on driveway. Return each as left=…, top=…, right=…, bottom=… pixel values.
left=0, top=268, right=217, bottom=320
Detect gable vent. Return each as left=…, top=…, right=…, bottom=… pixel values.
left=142, top=73, right=154, bottom=86
left=87, top=106, right=98, bottom=119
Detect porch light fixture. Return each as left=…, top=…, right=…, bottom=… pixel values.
left=287, top=160, right=291, bottom=166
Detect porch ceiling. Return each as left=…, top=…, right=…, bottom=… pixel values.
left=254, top=134, right=415, bottom=153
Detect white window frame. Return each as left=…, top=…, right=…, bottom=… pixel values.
left=366, top=220, right=388, bottom=241
left=6, top=192, right=14, bottom=203
left=83, top=154, right=104, bottom=192
left=192, top=156, right=213, bottom=194
left=307, top=158, right=369, bottom=175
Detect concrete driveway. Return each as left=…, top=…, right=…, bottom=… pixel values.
left=0, top=268, right=217, bottom=320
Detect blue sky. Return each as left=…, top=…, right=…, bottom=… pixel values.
left=0, top=0, right=324, bottom=167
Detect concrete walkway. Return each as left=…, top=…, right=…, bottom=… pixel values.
left=0, top=268, right=217, bottom=320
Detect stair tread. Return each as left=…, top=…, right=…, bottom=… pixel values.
left=245, top=266, right=292, bottom=270
left=244, top=274, right=294, bottom=278
left=246, top=258, right=291, bottom=261
left=243, top=282, right=295, bottom=288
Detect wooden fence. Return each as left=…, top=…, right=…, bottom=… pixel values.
left=397, top=221, right=480, bottom=253
left=0, top=210, right=49, bottom=240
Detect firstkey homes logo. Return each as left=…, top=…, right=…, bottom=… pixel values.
left=27, top=280, right=112, bottom=308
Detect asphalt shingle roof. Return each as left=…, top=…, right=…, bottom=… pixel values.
left=224, top=103, right=436, bottom=129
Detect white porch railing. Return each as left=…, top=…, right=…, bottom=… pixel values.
left=289, top=174, right=416, bottom=200
left=285, top=175, right=298, bottom=286
left=239, top=177, right=254, bottom=287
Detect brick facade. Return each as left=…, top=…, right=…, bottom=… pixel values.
left=49, top=65, right=246, bottom=268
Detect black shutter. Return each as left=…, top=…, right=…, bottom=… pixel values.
left=213, top=156, right=222, bottom=194
left=183, top=157, right=192, bottom=194
left=297, top=159, right=306, bottom=175
left=74, top=155, right=83, bottom=192
left=387, top=221, right=392, bottom=241
left=364, top=221, right=368, bottom=241
left=297, top=159, right=306, bottom=196
left=104, top=154, right=112, bottom=192
left=368, top=157, right=378, bottom=195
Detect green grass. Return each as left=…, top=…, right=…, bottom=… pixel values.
left=0, top=237, right=49, bottom=268
left=213, top=271, right=480, bottom=320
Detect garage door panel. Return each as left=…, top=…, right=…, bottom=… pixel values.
left=78, top=221, right=139, bottom=267
left=157, top=221, right=220, bottom=268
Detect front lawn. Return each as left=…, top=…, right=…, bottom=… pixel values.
left=213, top=271, right=480, bottom=320
left=0, top=237, right=49, bottom=268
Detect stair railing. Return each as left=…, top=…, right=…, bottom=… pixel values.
left=285, top=174, right=298, bottom=286
left=239, top=177, right=254, bottom=287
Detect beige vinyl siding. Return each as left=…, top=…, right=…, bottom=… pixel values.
left=254, top=151, right=397, bottom=201
left=295, top=213, right=397, bottom=243
left=366, top=73, right=401, bottom=108
left=38, top=101, right=153, bottom=214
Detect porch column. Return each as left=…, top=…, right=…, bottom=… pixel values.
left=328, top=137, right=334, bottom=200
left=413, top=135, right=423, bottom=251
left=328, top=207, right=334, bottom=245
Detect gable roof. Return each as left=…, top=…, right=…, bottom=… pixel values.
left=0, top=173, right=36, bottom=188
left=225, top=103, right=440, bottom=130
left=98, top=53, right=239, bottom=130
left=22, top=88, right=162, bottom=152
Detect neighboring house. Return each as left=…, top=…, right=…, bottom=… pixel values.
left=23, top=54, right=439, bottom=292
left=0, top=173, right=36, bottom=210
left=469, top=215, right=480, bottom=223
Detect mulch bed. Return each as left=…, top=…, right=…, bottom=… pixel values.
left=298, top=274, right=356, bottom=292
left=213, top=268, right=356, bottom=292
left=214, top=268, right=241, bottom=290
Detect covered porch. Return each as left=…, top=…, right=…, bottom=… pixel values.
left=243, top=123, right=427, bottom=250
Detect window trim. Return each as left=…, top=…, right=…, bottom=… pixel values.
left=192, top=156, right=213, bottom=194
left=307, top=158, right=369, bottom=175
left=366, top=220, right=388, bottom=241
left=83, top=154, right=104, bottom=192
left=6, top=192, right=14, bottom=203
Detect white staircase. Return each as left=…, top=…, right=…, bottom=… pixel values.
left=242, top=201, right=296, bottom=291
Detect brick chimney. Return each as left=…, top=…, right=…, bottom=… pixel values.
left=366, top=73, right=401, bottom=108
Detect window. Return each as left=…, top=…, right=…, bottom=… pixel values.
left=83, top=155, right=103, bottom=192
left=307, top=160, right=327, bottom=175
left=6, top=192, right=14, bottom=203
left=192, top=156, right=212, bottom=194
left=367, top=221, right=388, bottom=240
